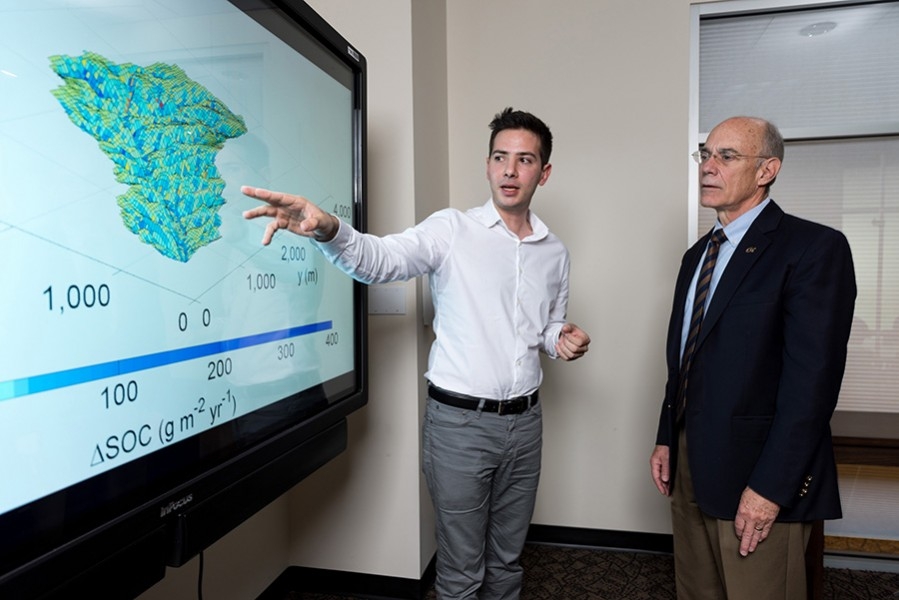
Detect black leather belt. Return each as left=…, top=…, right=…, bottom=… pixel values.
left=427, top=384, right=539, bottom=415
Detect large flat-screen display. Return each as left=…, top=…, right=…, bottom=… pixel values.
left=0, top=0, right=367, bottom=596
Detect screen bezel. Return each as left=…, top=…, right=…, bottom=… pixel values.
left=0, top=0, right=367, bottom=596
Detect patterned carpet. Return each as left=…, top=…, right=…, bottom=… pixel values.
left=288, top=543, right=899, bottom=599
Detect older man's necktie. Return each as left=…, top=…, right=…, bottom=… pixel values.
left=676, top=229, right=727, bottom=423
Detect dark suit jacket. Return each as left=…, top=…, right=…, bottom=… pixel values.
left=655, top=201, right=856, bottom=522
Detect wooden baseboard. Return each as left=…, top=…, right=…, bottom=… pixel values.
left=833, top=436, right=899, bottom=467
left=826, top=535, right=899, bottom=557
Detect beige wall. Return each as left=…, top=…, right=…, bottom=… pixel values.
left=443, top=0, right=695, bottom=533
left=139, top=1, right=705, bottom=597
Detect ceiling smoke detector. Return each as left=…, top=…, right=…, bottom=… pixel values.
left=799, top=21, right=838, bottom=37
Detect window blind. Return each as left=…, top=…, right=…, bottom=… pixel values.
left=698, top=2, right=899, bottom=413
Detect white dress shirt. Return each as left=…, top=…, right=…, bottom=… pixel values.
left=316, top=199, right=570, bottom=400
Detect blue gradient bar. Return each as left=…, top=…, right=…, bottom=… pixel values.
left=0, top=321, right=332, bottom=401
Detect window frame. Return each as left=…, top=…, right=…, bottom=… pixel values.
left=689, top=0, right=899, bottom=438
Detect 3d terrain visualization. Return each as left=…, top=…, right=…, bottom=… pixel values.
left=50, top=51, right=247, bottom=262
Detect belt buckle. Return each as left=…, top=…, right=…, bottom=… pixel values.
left=499, top=397, right=524, bottom=415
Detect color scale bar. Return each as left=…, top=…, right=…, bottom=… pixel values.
left=0, top=321, right=332, bottom=401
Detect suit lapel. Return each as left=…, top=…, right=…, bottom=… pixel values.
left=698, top=202, right=785, bottom=344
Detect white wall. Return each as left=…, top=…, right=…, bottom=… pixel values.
left=139, top=1, right=708, bottom=597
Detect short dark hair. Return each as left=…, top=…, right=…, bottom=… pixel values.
left=488, top=107, right=553, bottom=166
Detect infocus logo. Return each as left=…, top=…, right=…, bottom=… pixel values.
left=347, top=45, right=360, bottom=62
left=160, top=494, right=193, bottom=518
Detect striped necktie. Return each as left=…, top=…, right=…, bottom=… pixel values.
left=676, top=229, right=727, bottom=423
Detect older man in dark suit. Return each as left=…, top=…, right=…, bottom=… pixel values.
left=650, top=116, right=856, bottom=599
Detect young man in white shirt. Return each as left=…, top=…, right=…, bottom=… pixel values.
left=243, top=107, right=590, bottom=600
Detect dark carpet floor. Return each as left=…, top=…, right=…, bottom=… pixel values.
left=287, top=543, right=899, bottom=600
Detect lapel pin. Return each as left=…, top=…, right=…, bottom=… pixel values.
left=745, top=246, right=757, bottom=253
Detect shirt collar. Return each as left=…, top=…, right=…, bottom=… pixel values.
left=475, top=198, right=549, bottom=242
left=717, top=197, right=771, bottom=248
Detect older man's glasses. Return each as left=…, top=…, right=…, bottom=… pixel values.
left=691, top=149, right=772, bottom=165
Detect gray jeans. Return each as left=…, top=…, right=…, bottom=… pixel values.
left=422, top=396, right=543, bottom=600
